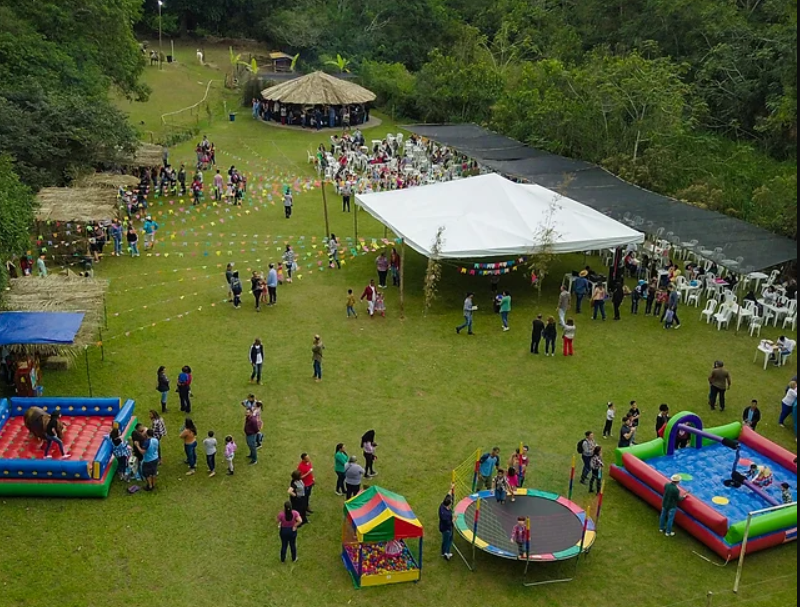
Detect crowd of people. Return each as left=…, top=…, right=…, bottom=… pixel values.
left=252, top=99, right=371, bottom=130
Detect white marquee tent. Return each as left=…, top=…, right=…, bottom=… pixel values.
left=355, top=173, right=644, bottom=259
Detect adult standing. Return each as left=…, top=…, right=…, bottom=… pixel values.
left=298, top=453, right=316, bottom=513
left=578, top=431, right=597, bottom=485
left=251, top=271, right=264, bottom=312
left=665, top=284, right=682, bottom=329
left=328, top=235, right=341, bottom=269
left=267, top=264, right=278, bottom=306
left=143, top=216, right=159, bottom=251
left=439, top=494, right=455, bottom=561
left=180, top=418, right=198, bottom=476
left=149, top=410, right=167, bottom=462
left=708, top=360, right=732, bottom=411
left=361, top=430, right=378, bottom=478
left=110, top=220, right=123, bottom=257
left=341, top=180, right=352, bottom=212
left=288, top=470, right=309, bottom=527
left=344, top=455, right=365, bottom=499
left=283, top=190, right=293, bottom=219
left=557, top=286, right=571, bottom=325
left=361, top=279, right=378, bottom=318
left=283, top=246, right=295, bottom=283
left=456, top=293, right=476, bottom=335
left=543, top=316, right=558, bottom=357
left=334, top=443, right=348, bottom=496
left=312, top=335, right=324, bottom=382
left=390, top=248, right=401, bottom=287
left=659, top=475, right=687, bottom=537
left=177, top=366, right=192, bottom=413
left=479, top=447, right=501, bottom=489
left=779, top=381, right=798, bottom=428
left=140, top=428, right=160, bottom=491
left=574, top=271, right=590, bottom=313
left=743, top=400, right=762, bottom=431
left=530, top=314, right=545, bottom=354
left=249, top=338, right=264, bottom=385
left=592, top=283, right=608, bottom=321
left=612, top=283, right=625, bottom=321
left=244, top=409, right=259, bottom=465
left=126, top=225, right=140, bottom=257
left=277, top=501, right=302, bottom=563
left=376, top=252, right=390, bottom=288
left=499, top=291, right=512, bottom=332
left=225, top=263, right=235, bottom=301
left=156, top=366, right=170, bottom=413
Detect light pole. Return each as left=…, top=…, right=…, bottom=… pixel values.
left=158, top=0, right=164, bottom=70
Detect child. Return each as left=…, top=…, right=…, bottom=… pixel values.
left=654, top=288, right=668, bottom=318
left=589, top=446, right=603, bottom=493
left=511, top=517, right=528, bottom=559
left=203, top=430, right=218, bottom=477
left=746, top=464, right=759, bottom=480
left=506, top=466, right=519, bottom=502
left=127, top=453, right=140, bottom=482
left=494, top=468, right=511, bottom=504
left=517, top=446, right=530, bottom=487
left=753, top=465, right=773, bottom=488
left=110, top=428, right=131, bottom=482
left=375, top=291, right=386, bottom=317
left=230, top=271, right=243, bottom=308
left=224, top=435, right=237, bottom=476
left=346, top=289, right=358, bottom=318
left=277, top=264, right=285, bottom=285
left=781, top=482, right=793, bottom=504
left=603, top=402, right=615, bottom=439
left=663, top=307, right=675, bottom=329
left=561, top=318, right=576, bottom=356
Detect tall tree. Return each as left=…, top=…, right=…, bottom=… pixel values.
left=0, top=155, right=35, bottom=291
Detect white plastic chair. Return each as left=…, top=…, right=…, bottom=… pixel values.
left=307, top=150, right=316, bottom=164
left=782, top=340, right=797, bottom=367
left=749, top=315, right=763, bottom=337
left=713, top=306, right=734, bottom=330
left=687, top=290, right=701, bottom=307
left=783, top=312, right=797, bottom=332
left=700, top=300, right=718, bottom=324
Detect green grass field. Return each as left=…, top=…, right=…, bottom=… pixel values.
left=2, top=50, right=797, bottom=607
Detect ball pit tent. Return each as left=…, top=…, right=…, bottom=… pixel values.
left=341, top=486, right=424, bottom=588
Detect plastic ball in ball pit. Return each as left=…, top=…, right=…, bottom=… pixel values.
left=346, top=542, right=417, bottom=576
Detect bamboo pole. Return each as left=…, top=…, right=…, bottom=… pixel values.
left=321, top=180, right=331, bottom=239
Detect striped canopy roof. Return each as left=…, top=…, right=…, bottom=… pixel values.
left=344, top=486, right=423, bottom=542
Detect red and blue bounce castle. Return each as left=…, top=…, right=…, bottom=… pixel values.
left=611, top=411, right=796, bottom=561
left=0, top=397, right=136, bottom=498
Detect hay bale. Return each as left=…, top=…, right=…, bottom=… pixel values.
left=35, top=187, right=120, bottom=223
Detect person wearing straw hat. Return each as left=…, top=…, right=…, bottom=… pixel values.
left=574, top=271, right=590, bottom=313
left=659, top=474, right=687, bottom=537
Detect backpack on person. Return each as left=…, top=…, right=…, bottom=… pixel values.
left=576, top=439, right=586, bottom=454
left=230, top=277, right=242, bottom=295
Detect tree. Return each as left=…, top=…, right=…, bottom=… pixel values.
left=0, top=155, right=35, bottom=292
left=423, top=228, right=446, bottom=314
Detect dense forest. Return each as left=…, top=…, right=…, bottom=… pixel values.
left=147, top=0, right=796, bottom=240
left=0, top=0, right=796, bottom=285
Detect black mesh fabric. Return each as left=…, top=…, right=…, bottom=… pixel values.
left=406, top=124, right=797, bottom=271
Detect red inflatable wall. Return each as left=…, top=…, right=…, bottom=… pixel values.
left=738, top=426, right=798, bottom=474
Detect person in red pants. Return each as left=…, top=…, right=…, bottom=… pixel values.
left=561, top=318, right=576, bottom=356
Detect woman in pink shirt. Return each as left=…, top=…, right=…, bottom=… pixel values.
left=277, top=501, right=302, bottom=563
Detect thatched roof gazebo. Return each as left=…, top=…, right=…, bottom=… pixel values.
left=76, top=173, right=141, bottom=190
left=261, top=71, right=376, bottom=106
left=35, top=187, right=119, bottom=223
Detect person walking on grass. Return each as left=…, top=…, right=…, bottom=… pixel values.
left=361, top=430, right=378, bottom=478
left=126, top=225, right=140, bottom=257
left=283, top=190, right=293, bottom=219
left=203, top=430, right=217, bottom=477
left=603, top=402, right=616, bottom=439
left=589, top=446, right=604, bottom=493
left=298, top=453, right=316, bottom=513
left=267, top=264, right=278, bottom=305
left=543, top=316, right=558, bottom=357
left=456, top=293, right=476, bottom=335
left=283, top=245, right=295, bottom=283
left=561, top=318, right=576, bottom=356
left=659, top=474, right=687, bottom=537
left=531, top=314, right=545, bottom=354
left=249, top=338, right=264, bottom=385
left=156, top=366, right=170, bottom=413
left=180, top=418, right=198, bottom=476
left=346, top=289, right=358, bottom=318
left=557, top=285, right=571, bottom=325
left=253, top=401, right=264, bottom=448
left=225, top=435, right=237, bottom=476
left=328, top=234, right=341, bottom=269
left=612, top=282, right=625, bottom=321
left=361, top=279, right=378, bottom=318
left=499, top=291, right=512, bottom=332
left=312, top=335, right=324, bottom=382
left=592, top=283, right=608, bottom=321
left=230, top=271, right=243, bottom=308
left=578, top=431, right=597, bottom=485
left=574, top=271, right=590, bottom=313
left=708, top=360, right=732, bottom=411
left=244, top=409, right=259, bottom=465
left=779, top=381, right=798, bottom=428
left=334, top=443, right=349, bottom=496
left=664, top=284, right=682, bottom=329
left=288, top=470, right=309, bottom=527
left=439, top=494, right=455, bottom=561
left=277, top=501, right=302, bottom=563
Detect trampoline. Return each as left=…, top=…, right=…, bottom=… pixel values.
left=454, top=489, right=596, bottom=562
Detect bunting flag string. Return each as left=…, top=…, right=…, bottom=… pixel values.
left=458, top=256, right=528, bottom=277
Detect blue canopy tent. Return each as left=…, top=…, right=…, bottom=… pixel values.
left=0, top=312, right=96, bottom=396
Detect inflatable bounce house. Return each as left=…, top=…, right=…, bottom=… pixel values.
left=0, top=397, right=135, bottom=498
left=341, top=486, right=424, bottom=588
left=611, top=412, right=796, bottom=561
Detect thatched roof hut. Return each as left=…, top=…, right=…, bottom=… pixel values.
left=129, top=142, right=164, bottom=168
left=35, top=187, right=120, bottom=223
left=2, top=274, right=108, bottom=359
left=261, top=71, right=376, bottom=106
left=76, top=172, right=141, bottom=190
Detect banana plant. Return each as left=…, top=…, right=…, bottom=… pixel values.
left=238, top=57, right=259, bottom=74
left=290, top=53, right=300, bottom=73
left=325, top=53, right=351, bottom=73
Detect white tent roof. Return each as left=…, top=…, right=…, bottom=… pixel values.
left=355, top=173, right=644, bottom=259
